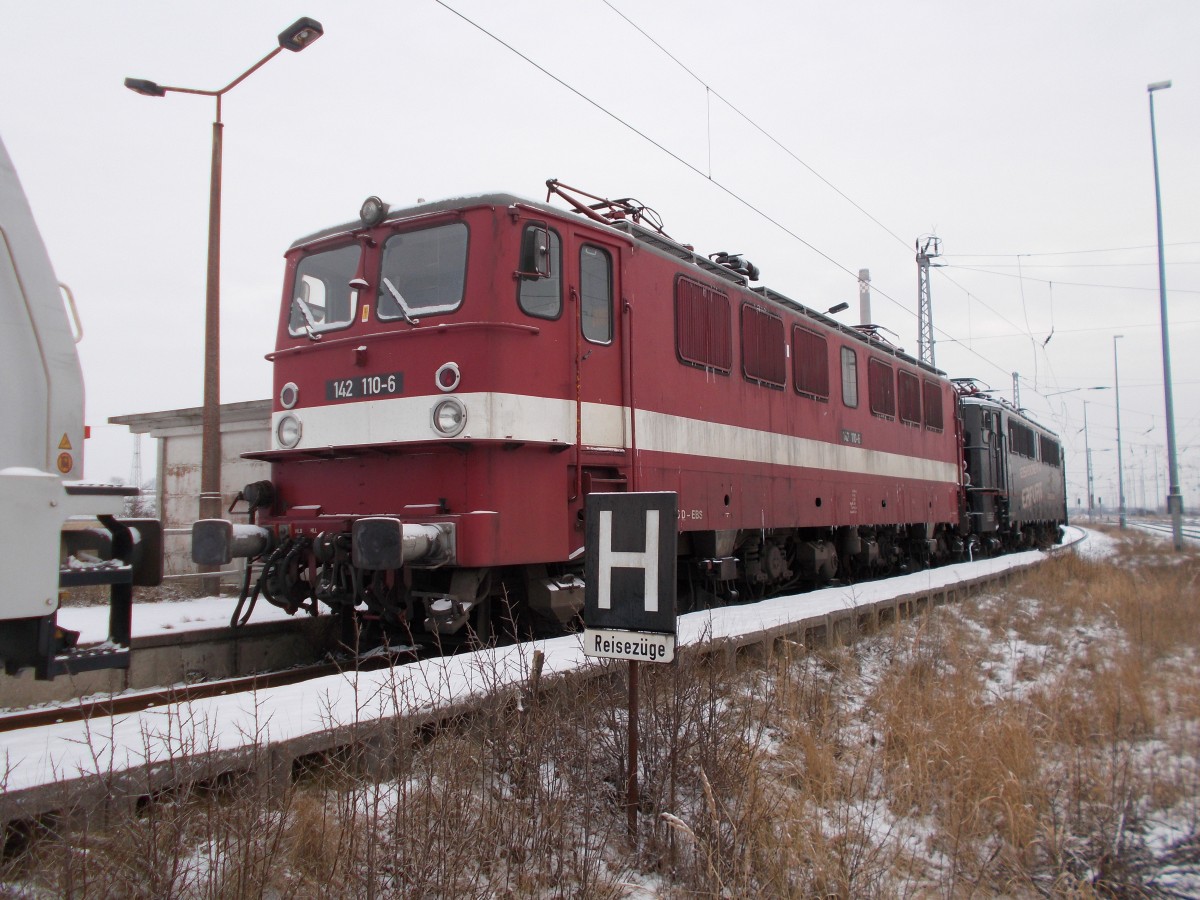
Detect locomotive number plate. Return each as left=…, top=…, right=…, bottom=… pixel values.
left=326, top=372, right=404, bottom=402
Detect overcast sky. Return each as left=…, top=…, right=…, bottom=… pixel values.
left=3, top=0, right=1197, bottom=512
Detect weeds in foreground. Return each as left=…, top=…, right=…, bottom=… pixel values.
left=3, top=530, right=1198, bottom=896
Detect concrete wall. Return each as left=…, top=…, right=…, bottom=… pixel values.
left=157, top=423, right=270, bottom=579
left=111, top=401, right=271, bottom=586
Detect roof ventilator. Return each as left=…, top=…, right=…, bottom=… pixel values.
left=709, top=251, right=760, bottom=281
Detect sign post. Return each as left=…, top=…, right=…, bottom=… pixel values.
left=582, top=491, right=677, bottom=839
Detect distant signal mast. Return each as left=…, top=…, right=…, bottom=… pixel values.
left=916, top=235, right=941, bottom=367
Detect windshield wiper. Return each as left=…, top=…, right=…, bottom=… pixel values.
left=381, top=277, right=421, bottom=326
left=292, top=296, right=324, bottom=341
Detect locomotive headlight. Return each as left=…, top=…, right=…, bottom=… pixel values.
left=279, top=381, right=299, bottom=409
left=431, top=397, right=467, bottom=437
left=277, top=413, right=303, bottom=449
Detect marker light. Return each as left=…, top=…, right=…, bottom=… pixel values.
left=435, top=361, right=461, bottom=392
left=280, top=382, right=299, bottom=409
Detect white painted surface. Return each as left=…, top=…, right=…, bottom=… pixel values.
left=273, top=390, right=958, bottom=485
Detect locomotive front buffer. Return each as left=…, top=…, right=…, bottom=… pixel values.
left=192, top=512, right=471, bottom=636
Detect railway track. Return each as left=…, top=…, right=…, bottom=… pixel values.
left=0, top=650, right=417, bottom=735
left=4, top=534, right=1080, bottom=724
left=1132, top=520, right=1200, bottom=542
left=2, top=613, right=340, bottom=714
left=3, top=534, right=1087, bottom=731
left=0, top=540, right=1079, bottom=838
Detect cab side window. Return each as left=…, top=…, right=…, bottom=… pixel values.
left=580, top=244, right=612, bottom=344
left=841, top=347, right=859, bottom=408
left=518, top=226, right=561, bottom=319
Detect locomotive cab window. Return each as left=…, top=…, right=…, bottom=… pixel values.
left=378, top=222, right=468, bottom=321
left=288, top=243, right=362, bottom=337
left=518, top=225, right=561, bottom=319
left=840, top=347, right=859, bottom=408
left=580, top=244, right=612, bottom=344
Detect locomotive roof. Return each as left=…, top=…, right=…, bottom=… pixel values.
left=288, top=193, right=543, bottom=249
left=290, top=191, right=944, bottom=377
left=959, top=391, right=1057, bottom=437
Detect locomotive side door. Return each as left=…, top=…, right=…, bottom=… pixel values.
left=571, top=234, right=628, bottom=453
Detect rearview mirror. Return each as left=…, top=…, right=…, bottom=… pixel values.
left=518, top=225, right=552, bottom=279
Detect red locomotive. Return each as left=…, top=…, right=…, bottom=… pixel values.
left=193, top=181, right=1061, bottom=642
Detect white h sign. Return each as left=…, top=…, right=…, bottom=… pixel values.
left=583, top=492, right=676, bottom=651
left=597, top=509, right=659, bottom=612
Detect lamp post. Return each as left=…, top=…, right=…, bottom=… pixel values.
left=1114, top=335, right=1126, bottom=528
left=1153, top=451, right=1161, bottom=513
left=1148, top=80, right=1184, bottom=550
left=1083, top=400, right=1095, bottom=521
left=125, top=18, right=323, bottom=583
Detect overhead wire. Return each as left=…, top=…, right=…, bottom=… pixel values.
left=599, top=0, right=915, bottom=255
left=601, top=0, right=1101, bottom=372
left=430, top=1, right=872, bottom=289
left=1044, top=282, right=1055, bottom=347
left=596, top=0, right=1062, bottom=379
left=946, top=240, right=1200, bottom=258
left=931, top=267, right=1047, bottom=346
left=1015, top=255, right=1041, bottom=388
left=593, top=0, right=1199, bottom=425
left=946, top=260, right=1200, bottom=269
left=432, top=0, right=1092, bottom=384
left=944, top=264, right=1200, bottom=295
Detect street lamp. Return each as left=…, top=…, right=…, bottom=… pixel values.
left=125, top=18, right=323, bottom=579
left=1114, top=335, right=1126, bottom=528
left=1148, top=79, right=1185, bottom=550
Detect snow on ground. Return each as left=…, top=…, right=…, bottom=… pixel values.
left=2, top=551, right=1049, bottom=794
left=1071, top=526, right=1121, bottom=560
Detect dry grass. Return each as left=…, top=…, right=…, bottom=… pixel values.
left=4, top=527, right=1199, bottom=897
